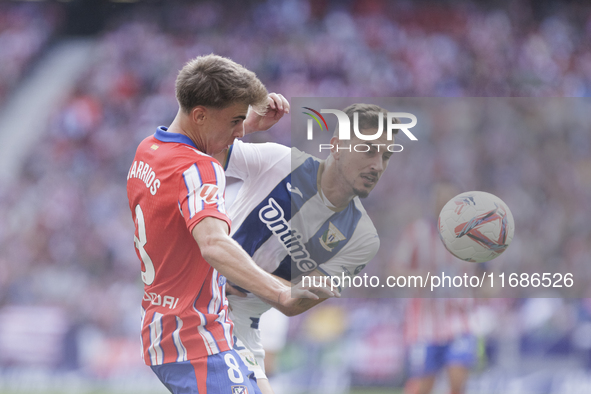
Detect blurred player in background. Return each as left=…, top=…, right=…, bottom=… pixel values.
left=258, top=307, right=290, bottom=377
left=126, top=54, right=334, bottom=394
left=391, top=183, right=477, bottom=394
left=215, top=103, right=399, bottom=393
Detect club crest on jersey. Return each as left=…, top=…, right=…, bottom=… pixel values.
left=319, top=222, right=346, bottom=252
left=242, top=353, right=258, bottom=367
left=231, top=386, right=248, bottom=394
left=198, top=184, right=220, bottom=204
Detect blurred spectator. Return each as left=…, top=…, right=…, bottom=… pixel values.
left=0, top=3, right=61, bottom=105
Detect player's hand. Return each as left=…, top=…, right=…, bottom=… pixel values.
left=226, top=283, right=248, bottom=298
left=295, top=276, right=341, bottom=298
left=278, top=280, right=341, bottom=305
left=243, top=93, right=290, bottom=134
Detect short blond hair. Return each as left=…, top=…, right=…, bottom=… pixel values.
left=175, top=54, right=268, bottom=113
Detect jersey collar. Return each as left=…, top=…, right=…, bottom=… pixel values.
left=154, top=126, right=198, bottom=149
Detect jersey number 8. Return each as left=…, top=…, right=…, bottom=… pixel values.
left=134, top=204, right=156, bottom=285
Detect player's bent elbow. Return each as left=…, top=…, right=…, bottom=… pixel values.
left=199, top=244, right=216, bottom=266
left=197, top=234, right=228, bottom=267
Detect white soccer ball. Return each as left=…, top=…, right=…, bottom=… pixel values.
left=438, top=191, right=515, bottom=263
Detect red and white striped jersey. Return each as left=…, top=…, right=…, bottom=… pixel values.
left=127, top=126, right=233, bottom=365
left=393, top=218, right=474, bottom=344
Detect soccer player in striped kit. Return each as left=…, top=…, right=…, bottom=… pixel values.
left=127, top=55, right=335, bottom=394
left=391, top=183, right=478, bottom=394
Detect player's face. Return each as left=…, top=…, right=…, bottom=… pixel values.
left=202, top=103, right=249, bottom=154
left=336, top=130, right=393, bottom=198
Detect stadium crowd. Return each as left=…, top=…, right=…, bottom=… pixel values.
left=0, top=2, right=61, bottom=105
left=0, top=0, right=590, bottom=391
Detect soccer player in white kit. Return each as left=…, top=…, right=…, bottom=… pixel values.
left=215, top=103, right=399, bottom=393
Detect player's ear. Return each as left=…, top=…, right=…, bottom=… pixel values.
left=330, top=136, right=340, bottom=158
left=191, top=106, right=207, bottom=125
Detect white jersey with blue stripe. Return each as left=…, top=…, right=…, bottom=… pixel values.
left=225, top=139, right=380, bottom=378
left=225, top=139, right=379, bottom=283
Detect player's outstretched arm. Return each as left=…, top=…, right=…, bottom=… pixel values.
left=225, top=273, right=336, bottom=317
left=192, top=217, right=336, bottom=307
left=269, top=271, right=334, bottom=317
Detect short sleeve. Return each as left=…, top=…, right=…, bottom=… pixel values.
left=225, top=140, right=291, bottom=180
left=179, top=158, right=231, bottom=232
left=316, top=233, right=380, bottom=279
